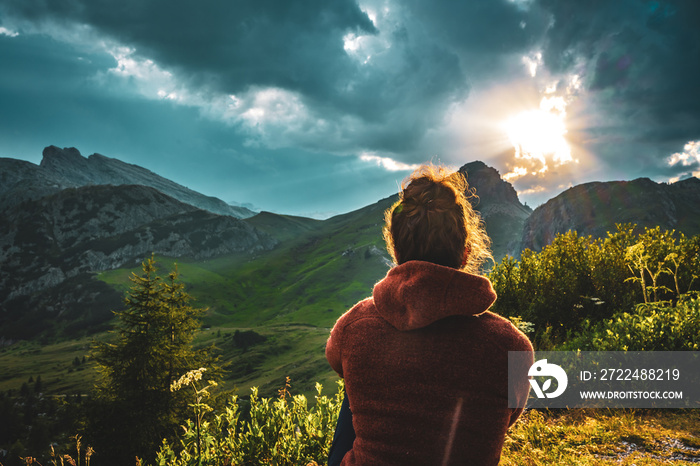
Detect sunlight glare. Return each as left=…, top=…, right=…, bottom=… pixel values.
left=503, top=96, right=573, bottom=177
left=668, top=140, right=700, bottom=167
left=503, top=166, right=527, bottom=181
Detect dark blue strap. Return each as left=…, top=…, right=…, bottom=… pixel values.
left=328, top=392, right=355, bottom=466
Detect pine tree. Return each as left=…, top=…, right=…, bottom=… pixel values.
left=88, top=255, right=218, bottom=465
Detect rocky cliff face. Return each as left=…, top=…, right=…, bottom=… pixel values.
left=0, top=145, right=273, bottom=342
left=0, top=158, right=70, bottom=210
left=458, top=161, right=532, bottom=259
left=521, top=177, right=700, bottom=251
left=4, top=144, right=699, bottom=342
left=0, top=184, right=275, bottom=303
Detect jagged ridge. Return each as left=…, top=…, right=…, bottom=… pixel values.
left=0, top=184, right=277, bottom=340
left=0, top=146, right=256, bottom=218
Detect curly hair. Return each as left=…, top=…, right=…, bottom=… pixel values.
left=383, top=164, right=492, bottom=273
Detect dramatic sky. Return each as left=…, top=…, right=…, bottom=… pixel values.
left=1, top=0, right=699, bottom=217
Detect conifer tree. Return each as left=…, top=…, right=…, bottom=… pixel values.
left=88, top=255, right=218, bottom=465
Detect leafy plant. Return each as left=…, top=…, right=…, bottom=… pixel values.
left=155, top=378, right=343, bottom=466
left=564, top=295, right=700, bottom=351
left=489, top=225, right=700, bottom=346
left=170, top=368, right=218, bottom=463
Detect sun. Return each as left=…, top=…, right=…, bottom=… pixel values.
left=503, top=96, right=573, bottom=174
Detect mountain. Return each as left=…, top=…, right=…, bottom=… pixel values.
left=0, top=183, right=276, bottom=341
left=0, top=157, right=73, bottom=209
left=0, top=145, right=275, bottom=342
left=521, top=177, right=700, bottom=251
left=459, top=161, right=532, bottom=260
left=244, top=211, right=324, bottom=242
left=1, top=146, right=255, bottom=218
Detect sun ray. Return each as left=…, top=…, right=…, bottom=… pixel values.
left=503, top=95, right=574, bottom=178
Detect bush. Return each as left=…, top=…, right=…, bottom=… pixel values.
left=154, top=379, right=344, bottom=466
left=563, top=295, right=700, bottom=351
left=489, top=225, right=700, bottom=346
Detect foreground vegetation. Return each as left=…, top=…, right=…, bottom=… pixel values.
left=15, top=382, right=698, bottom=466
left=502, top=408, right=700, bottom=465
left=150, top=376, right=700, bottom=465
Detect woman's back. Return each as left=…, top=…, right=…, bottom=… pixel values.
left=326, top=261, right=532, bottom=465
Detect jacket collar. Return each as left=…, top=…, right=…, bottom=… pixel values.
left=372, top=260, right=497, bottom=331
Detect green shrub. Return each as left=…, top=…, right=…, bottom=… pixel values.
left=155, top=379, right=344, bottom=466
left=563, top=295, right=700, bottom=351
left=490, top=225, right=700, bottom=346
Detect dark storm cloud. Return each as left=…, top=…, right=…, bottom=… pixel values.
left=0, top=32, right=113, bottom=91
left=537, top=0, right=700, bottom=155
left=402, top=0, right=550, bottom=71
left=0, top=0, right=548, bottom=157
left=0, top=29, right=401, bottom=217
left=1, top=0, right=374, bottom=109
left=0, top=31, right=120, bottom=156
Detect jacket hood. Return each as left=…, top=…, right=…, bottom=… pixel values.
left=372, top=260, right=497, bottom=331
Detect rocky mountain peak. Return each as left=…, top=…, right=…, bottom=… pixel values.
left=0, top=182, right=276, bottom=340
left=461, top=160, right=488, bottom=172
left=40, top=145, right=83, bottom=165
left=457, top=161, right=532, bottom=260
left=459, top=161, right=525, bottom=208
left=520, top=177, right=700, bottom=252
left=39, top=146, right=92, bottom=185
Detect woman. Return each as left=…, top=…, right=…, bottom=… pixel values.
left=326, top=164, right=533, bottom=465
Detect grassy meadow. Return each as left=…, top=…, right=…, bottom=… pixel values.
left=0, top=337, right=96, bottom=396
left=501, top=408, right=700, bottom=465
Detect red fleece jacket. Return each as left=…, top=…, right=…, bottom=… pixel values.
left=326, top=261, right=533, bottom=465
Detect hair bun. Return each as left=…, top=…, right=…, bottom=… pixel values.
left=384, top=163, right=492, bottom=272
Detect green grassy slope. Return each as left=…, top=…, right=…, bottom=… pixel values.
left=243, top=211, right=323, bottom=242
left=0, top=338, right=97, bottom=395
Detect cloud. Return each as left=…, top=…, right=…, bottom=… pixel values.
left=0, top=0, right=374, bottom=91
left=0, top=26, right=19, bottom=37
left=668, top=140, right=700, bottom=167
left=2, top=0, right=700, bottom=215
left=667, top=140, right=700, bottom=180
left=1, top=0, right=551, bottom=161
left=536, top=0, right=700, bottom=169
left=503, top=166, right=528, bottom=181
left=1, top=0, right=469, bottom=157
left=400, top=0, right=550, bottom=67
left=359, top=152, right=421, bottom=171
